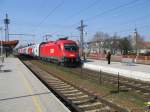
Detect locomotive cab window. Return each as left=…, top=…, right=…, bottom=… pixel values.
left=64, top=43, right=78, bottom=51
left=58, top=45, right=61, bottom=50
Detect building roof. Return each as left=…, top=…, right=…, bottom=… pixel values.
left=144, top=41, right=150, bottom=47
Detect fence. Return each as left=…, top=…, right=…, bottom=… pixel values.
left=87, top=53, right=150, bottom=64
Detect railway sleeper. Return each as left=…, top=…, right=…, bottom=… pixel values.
left=40, top=75, right=61, bottom=83
left=54, top=86, right=75, bottom=92
left=52, top=85, right=71, bottom=89
left=103, top=80, right=111, bottom=83
left=84, top=106, right=112, bottom=112
left=127, top=82, right=135, bottom=85
left=68, top=97, right=95, bottom=105
left=119, top=85, right=127, bottom=89
left=63, top=92, right=83, bottom=96
left=48, top=77, right=60, bottom=80
left=143, top=93, right=150, bottom=96
left=54, top=85, right=74, bottom=89
left=51, top=80, right=62, bottom=82
left=140, top=86, right=150, bottom=90
left=109, top=78, right=118, bottom=82
left=143, top=85, right=150, bottom=89
left=135, top=83, right=142, bottom=86
left=125, top=87, right=132, bottom=91
left=60, top=89, right=80, bottom=94
left=121, top=82, right=150, bottom=93
left=69, top=98, right=93, bottom=105
left=78, top=102, right=104, bottom=110
left=121, top=80, right=129, bottom=83
left=50, top=83, right=70, bottom=87
left=141, top=85, right=150, bottom=89
left=67, top=95, right=89, bottom=100
left=48, top=80, right=65, bottom=84
left=40, top=75, right=60, bottom=80
left=72, top=99, right=92, bottom=105
left=52, top=84, right=71, bottom=87
left=135, top=90, right=141, bottom=93
left=48, top=78, right=64, bottom=81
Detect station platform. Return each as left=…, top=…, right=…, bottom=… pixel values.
left=0, top=57, right=70, bottom=112
left=83, top=59, right=150, bottom=82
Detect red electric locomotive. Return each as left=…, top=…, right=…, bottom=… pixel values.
left=39, top=38, right=81, bottom=66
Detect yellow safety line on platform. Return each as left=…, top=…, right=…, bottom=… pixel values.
left=17, top=64, right=43, bottom=112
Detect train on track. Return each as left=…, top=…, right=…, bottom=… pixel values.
left=18, top=38, right=81, bottom=66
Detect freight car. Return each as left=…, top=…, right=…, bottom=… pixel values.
left=18, top=38, right=81, bottom=66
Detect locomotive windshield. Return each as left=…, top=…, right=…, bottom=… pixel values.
left=64, top=43, right=78, bottom=51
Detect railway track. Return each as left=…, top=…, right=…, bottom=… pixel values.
left=72, top=68, right=150, bottom=99
left=22, top=60, right=129, bottom=112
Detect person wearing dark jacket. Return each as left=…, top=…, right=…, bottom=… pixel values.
left=106, top=51, right=111, bottom=64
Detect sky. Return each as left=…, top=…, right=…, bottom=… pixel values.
left=0, top=0, right=150, bottom=45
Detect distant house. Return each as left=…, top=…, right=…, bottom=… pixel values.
left=143, top=41, right=150, bottom=48
left=86, top=38, right=121, bottom=55
left=140, top=41, right=150, bottom=55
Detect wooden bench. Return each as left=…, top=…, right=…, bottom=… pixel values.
left=121, top=58, right=134, bottom=66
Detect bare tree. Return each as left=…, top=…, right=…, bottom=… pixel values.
left=86, top=31, right=110, bottom=56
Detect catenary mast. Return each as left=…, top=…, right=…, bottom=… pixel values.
left=4, top=13, right=10, bottom=41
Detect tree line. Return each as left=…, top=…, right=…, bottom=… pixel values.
left=87, top=31, right=145, bottom=55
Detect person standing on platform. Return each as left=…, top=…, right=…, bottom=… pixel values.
left=106, top=51, right=111, bottom=64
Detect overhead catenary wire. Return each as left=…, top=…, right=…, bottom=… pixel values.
left=99, top=11, right=150, bottom=35
left=33, top=0, right=149, bottom=41
left=92, top=11, right=150, bottom=35
left=117, top=13, right=150, bottom=27
left=85, top=0, right=140, bottom=22
left=33, top=0, right=64, bottom=33
left=104, top=0, right=150, bottom=29
left=52, top=0, right=140, bottom=36
left=36, top=0, right=139, bottom=38
left=65, top=0, right=102, bottom=21
left=49, top=0, right=102, bottom=36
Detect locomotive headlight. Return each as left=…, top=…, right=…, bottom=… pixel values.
left=70, top=54, right=75, bottom=57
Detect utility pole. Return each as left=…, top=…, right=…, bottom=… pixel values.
left=77, top=20, right=87, bottom=57
left=0, top=27, right=3, bottom=56
left=4, top=13, right=10, bottom=41
left=134, top=28, right=138, bottom=54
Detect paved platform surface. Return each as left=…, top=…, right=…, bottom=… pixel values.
left=0, top=57, right=70, bottom=112
left=83, top=59, right=150, bottom=82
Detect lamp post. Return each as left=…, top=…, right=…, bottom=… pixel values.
left=0, top=27, right=3, bottom=56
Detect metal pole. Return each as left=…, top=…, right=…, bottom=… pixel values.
left=81, top=20, right=84, bottom=57
left=77, top=20, right=87, bottom=58
left=4, top=13, right=10, bottom=41
left=134, top=28, right=138, bottom=54
left=99, top=69, right=102, bottom=84
left=0, top=27, right=3, bottom=56
left=118, top=72, right=120, bottom=93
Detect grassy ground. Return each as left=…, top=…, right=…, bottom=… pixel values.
left=29, top=59, right=147, bottom=112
